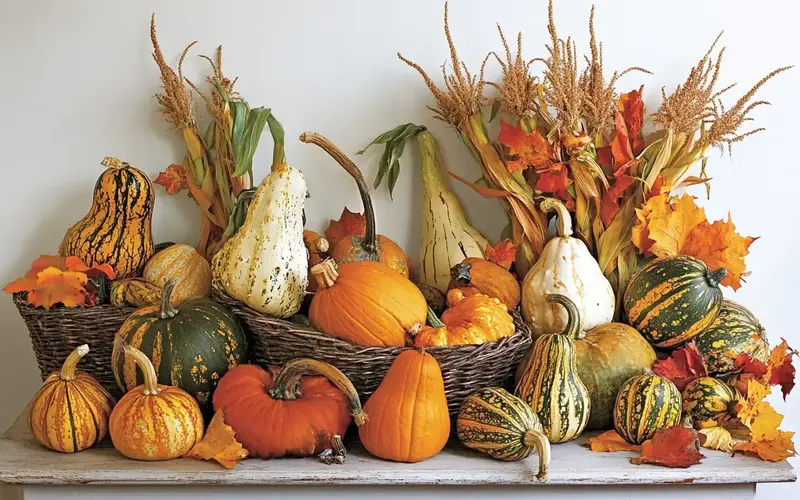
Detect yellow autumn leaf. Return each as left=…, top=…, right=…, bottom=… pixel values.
left=698, top=427, right=734, bottom=452
left=585, top=430, right=642, bottom=452
left=185, top=410, right=249, bottom=469
left=732, top=380, right=797, bottom=462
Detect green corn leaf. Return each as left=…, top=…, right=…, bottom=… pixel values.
left=489, top=100, right=502, bottom=123
left=233, top=107, right=272, bottom=177
left=388, top=163, right=400, bottom=200
left=230, top=101, right=248, bottom=156
left=373, top=154, right=390, bottom=190
left=361, top=123, right=426, bottom=198
left=357, top=123, right=414, bottom=155
left=266, top=113, right=285, bottom=166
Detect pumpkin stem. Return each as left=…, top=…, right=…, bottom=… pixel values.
left=122, top=344, right=161, bottom=396
left=546, top=294, right=584, bottom=338
left=540, top=198, right=572, bottom=237
left=101, top=156, right=129, bottom=170
left=449, top=263, right=473, bottom=286
left=522, top=429, right=551, bottom=481
left=159, top=280, right=179, bottom=319
left=269, top=358, right=368, bottom=426
left=299, top=132, right=378, bottom=258
left=311, top=259, right=339, bottom=290
left=426, top=306, right=446, bottom=328
left=319, top=434, right=347, bottom=465
left=59, top=344, right=89, bottom=381
left=706, top=267, right=728, bottom=288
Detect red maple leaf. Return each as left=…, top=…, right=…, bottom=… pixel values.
left=485, top=239, right=518, bottom=270
left=601, top=174, right=636, bottom=226
left=498, top=120, right=556, bottom=173
left=535, top=163, right=574, bottom=210
left=618, top=86, right=645, bottom=156
left=631, top=426, right=704, bottom=468
left=154, top=164, right=188, bottom=195
left=652, top=342, right=708, bottom=391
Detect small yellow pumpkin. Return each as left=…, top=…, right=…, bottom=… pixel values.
left=144, top=244, right=211, bottom=305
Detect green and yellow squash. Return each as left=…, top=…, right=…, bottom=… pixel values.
left=694, top=300, right=769, bottom=376
left=59, top=157, right=155, bottom=279
left=112, top=281, right=247, bottom=414
left=681, top=376, right=738, bottom=423
left=110, top=278, right=161, bottom=308
left=457, top=388, right=550, bottom=479
left=623, top=256, right=726, bottom=348
left=613, top=373, right=682, bottom=445
left=515, top=294, right=590, bottom=443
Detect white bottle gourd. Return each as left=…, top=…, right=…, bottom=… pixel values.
left=521, top=198, right=615, bottom=337
left=212, top=162, right=308, bottom=318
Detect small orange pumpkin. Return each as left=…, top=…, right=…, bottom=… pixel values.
left=300, top=132, right=409, bottom=277
left=303, top=230, right=330, bottom=293
left=359, top=350, right=450, bottom=462
left=309, top=259, right=426, bottom=347
left=144, top=243, right=211, bottom=305
left=213, top=359, right=367, bottom=459
left=413, top=289, right=516, bottom=347
left=109, top=345, right=204, bottom=460
left=448, top=258, right=520, bottom=311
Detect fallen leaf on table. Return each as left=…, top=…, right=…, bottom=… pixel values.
left=652, top=342, right=708, bottom=391
left=185, top=410, right=249, bottom=469
left=154, top=164, right=188, bottom=195
left=585, top=430, right=642, bottom=452
left=485, top=239, right=518, bottom=271
left=698, top=427, right=734, bottom=452
left=631, top=426, right=704, bottom=468
left=498, top=120, right=556, bottom=173
left=765, top=339, right=798, bottom=400
left=325, top=207, right=366, bottom=249
left=27, top=268, right=88, bottom=310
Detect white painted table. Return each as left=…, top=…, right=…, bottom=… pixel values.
left=0, top=411, right=794, bottom=500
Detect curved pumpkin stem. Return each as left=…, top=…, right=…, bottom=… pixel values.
left=540, top=198, right=572, bottom=237
left=311, top=259, right=339, bottom=290
left=299, top=132, right=378, bottom=258
left=123, top=345, right=161, bottom=396
left=426, top=306, right=446, bottom=328
left=706, top=267, right=727, bottom=288
left=522, top=429, right=551, bottom=481
left=59, top=344, right=89, bottom=381
left=269, top=358, right=368, bottom=426
left=546, top=294, right=584, bottom=339
left=159, top=280, right=179, bottom=319
left=100, top=156, right=130, bottom=170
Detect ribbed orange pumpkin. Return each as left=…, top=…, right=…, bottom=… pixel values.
left=144, top=243, right=211, bottom=305
left=109, top=345, right=204, bottom=460
left=309, top=259, right=427, bottom=347
left=448, top=258, right=520, bottom=311
left=28, top=345, right=114, bottom=453
left=213, top=359, right=367, bottom=459
left=359, top=350, right=450, bottom=462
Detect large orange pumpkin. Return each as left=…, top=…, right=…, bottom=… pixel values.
left=358, top=350, right=450, bottom=462
left=309, top=259, right=427, bottom=347
left=300, top=132, right=409, bottom=277
left=448, top=258, right=520, bottom=311
left=212, top=359, right=367, bottom=459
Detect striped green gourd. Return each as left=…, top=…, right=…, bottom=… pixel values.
left=681, top=376, right=738, bottom=422
left=694, top=300, right=769, bottom=376
left=613, top=373, right=682, bottom=444
left=623, top=256, right=726, bottom=348
left=457, top=388, right=551, bottom=480
left=515, top=294, right=590, bottom=443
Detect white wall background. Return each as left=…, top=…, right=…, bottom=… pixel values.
left=0, top=0, right=796, bottom=496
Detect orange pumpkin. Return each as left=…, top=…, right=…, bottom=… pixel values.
left=304, top=230, right=330, bottom=293
left=359, top=350, right=450, bottom=462
left=300, top=132, right=409, bottom=277
left=309, top=259, right=426, bottom=347
left=212, top=359, right=367, bottom=459
left=109, top=345, right=204, bottom=460
left=448, top=258, right=520, bottom=311
left=413, top=289, right=516, bottom=347
left=144, top=243, right=211, bottom=305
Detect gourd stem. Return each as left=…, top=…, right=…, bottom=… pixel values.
left=426, top=306, right=446, bottom=328
left=60, top=344, right=89, bottom=381
left=311, top=259, right=339, bottom=290
left=159, top=280, right=179, bottom=320
left=546, top=294, right=584, bottom=339
left=269, top=358, right=368, bottom=426
left=449, top=263, right=473, bottom=286
left=706, top=268, right=727, bottom=288
left=540, top=198, right=573, bottom=237
left=300, top=132, right=378, bottom=257
left=522, top=430, right=551, bottom=481
left=123, top=345, right=161, bottom=396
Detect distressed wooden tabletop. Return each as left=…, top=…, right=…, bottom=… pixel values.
left=0, top=411, right=794, bottom=486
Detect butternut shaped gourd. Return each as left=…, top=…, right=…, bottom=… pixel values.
left=521, top=199, right=614, bottom=337
left=212, top=158, right=308, bottom=318
left=59, top=157, right=155, bottom=279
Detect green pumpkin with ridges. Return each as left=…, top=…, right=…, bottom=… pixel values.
left=681, top=377, right=737, bottom=422
left=694, top=300, right=768, bottom=376
left=623, top=256, right=726, bottom=349
left=613, top=374, right=682, bottom=445
left=112, top=281, right=247, bottom=415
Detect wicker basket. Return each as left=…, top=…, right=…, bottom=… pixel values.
left=13, top=294, right=135, bottom=398
left=214, top=292, right=533, bottom=416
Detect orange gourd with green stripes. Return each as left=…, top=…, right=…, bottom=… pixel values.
left=681, top=377, right=737, bottom=422
left=613, top=374, right=682, bottom=445
left=694, top=300, right=769, bottom=376
left=623, top=256, right=726, bottom=348
left=59, top=157, right=155, bottom=279
left=27, top=345, right=114, bottom=453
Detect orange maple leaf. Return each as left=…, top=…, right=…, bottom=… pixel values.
left=498, top=120, right=556, bottom=173
left=535, top=164, right=574, bottom=210
left=585, top=430, right=642, bottom=452
left=154, top=164, right=188, bottom=195
left=484, top=239, right=518, bottom=271
left=682, top=216, right=758, bottom=290
left=64, top=256, right=116, bottom=280
left=732, top=380, right=797, bottom=462
left=652, top=342, right=708, bottom=391
left=618, top=87, right=645, bottom=156
left=631, top=426, right=704, bottom=468
left=766, top=340, right=798, bottom=400
left=325, top=207, right=366, bottom=250
left=27, top=267, right=88, bottom=310
left=4, top=255, right=68, bottom=294
left=601, top=174, right=636, bottom=227
left=185, top=410, right=249, bottom=469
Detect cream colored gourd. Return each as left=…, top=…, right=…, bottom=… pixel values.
left=521, top=199, right=614, bottom=337
left=212, top=162, right=308, bottom=318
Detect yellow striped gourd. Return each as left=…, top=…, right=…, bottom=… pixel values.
left=613, top=373, right=682, bottom=444
left=694, top=300, right=769, bottom=376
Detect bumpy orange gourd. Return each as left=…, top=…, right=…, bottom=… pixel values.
left=359, top=350, right=450, bottom=462
left=300, top=132, right=409, bottom=277
left=448, top=258, right=520, bottom=311
left=28, top=345, right=114, bottom=453
left=309, top=259, right=427, bottom=347
left=109, top=345, right=204, bottom=460
left=144, top=243, right=211, bottom=306
left=414, top=289, right=516, bottom=347
left=213, top=359, right=367, bottom=459
left=303, top=230, right=330, bottom=293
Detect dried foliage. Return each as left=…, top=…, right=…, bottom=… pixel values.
left=486, top=26, right=542, bottom=122
left=150, top=15, right=195, bottom=129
